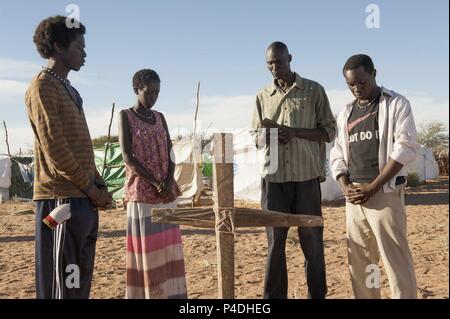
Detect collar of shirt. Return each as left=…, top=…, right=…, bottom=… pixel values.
left=269, top=72, right=305, bottom=96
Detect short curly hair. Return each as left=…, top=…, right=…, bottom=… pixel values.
left=343, top=54, right=375, bottom=74
left=132, top=69, right=161, bottom=93
left=33, top=15, right=86, bottom=59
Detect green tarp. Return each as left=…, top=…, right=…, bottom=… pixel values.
left=94, top=143, right=126, bottom=200
left=202, top=153, right=212, bottom=178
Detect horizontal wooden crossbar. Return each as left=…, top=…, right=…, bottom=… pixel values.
left=151, top=206, right=323, bottom=228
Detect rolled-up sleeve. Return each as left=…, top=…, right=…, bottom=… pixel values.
left=389, top=98, right=418, bottom=165
left=250, top=94, right=265, bottom=149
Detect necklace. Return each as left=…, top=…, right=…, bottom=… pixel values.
left=134, top=107, right=154, bottom=120
left=357, top=88, right=381, bottom=108
left=42, top=66, right=70, bottom=86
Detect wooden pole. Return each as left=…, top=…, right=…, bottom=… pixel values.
left=2, top=120, right=11, bottom=158
left=192, top=82, right=202, bottom=206
left=101, top=102, right=115, bottom=178
left=212, top=133, right=235, bottom=299
left=193, top=81, right=200, bottom=136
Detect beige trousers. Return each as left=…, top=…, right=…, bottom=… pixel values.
left=346, top=184, right=417, bottom=299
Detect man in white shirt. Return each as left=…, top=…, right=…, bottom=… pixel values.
left=330, top=54, right=418, bottom=299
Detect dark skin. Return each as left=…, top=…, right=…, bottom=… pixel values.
left=47, top=34, right=111, bottom=209
left=118, top=80, right=177, bottom=202
left=47, top=33, right=86, bottom=78
left=265, top=44, right=329, bottom=145
left=339, top=66, right=403, bottom=204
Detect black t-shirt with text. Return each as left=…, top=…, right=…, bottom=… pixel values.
left=347, top=95, right=381, bottom=183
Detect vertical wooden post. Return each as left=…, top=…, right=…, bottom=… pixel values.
left=212, top=133, right=235, bottom=299
left=192, top=82, right=201, bottom=207
left=2, top=121, right=11, bottom=158
left=102, top=102, right=115, bottom=179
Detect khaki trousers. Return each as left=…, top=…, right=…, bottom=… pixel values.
left=346, top=184, right=417, bottom=299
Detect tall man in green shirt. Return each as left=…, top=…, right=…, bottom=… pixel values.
left=251, top=42, right=336, bottom=298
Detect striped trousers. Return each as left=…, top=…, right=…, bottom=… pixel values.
left=35, top=198, right=98, bottom=299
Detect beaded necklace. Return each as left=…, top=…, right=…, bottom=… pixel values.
left=356, top=88, right=381, bottom=109
left=42, top=66, right=71, bottom=86
left=133, top=107, right=154, bottom=120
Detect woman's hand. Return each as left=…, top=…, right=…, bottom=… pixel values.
left=156, top=179, right=175, bottom=202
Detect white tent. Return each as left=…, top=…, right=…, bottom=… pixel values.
left=320, top=142, right=344, bottom=202
left=232, top=129, right=343, bottom=203
left=233, top=129, right=265, bottom=202
left=405, top=145, right=439, bottom=182
left=0, top=154, right=12, bottom=201
left=172, top=136, right=203, bottom=202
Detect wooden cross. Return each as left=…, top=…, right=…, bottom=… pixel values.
left=152, top=133, right=323, bottom=299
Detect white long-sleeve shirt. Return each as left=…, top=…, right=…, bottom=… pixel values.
left=330, top=86, right=418, bottom=193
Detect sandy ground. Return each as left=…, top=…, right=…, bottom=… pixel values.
left=0, top=177, right=448, bottom=299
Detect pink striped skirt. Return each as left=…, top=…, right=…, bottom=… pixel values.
left=126, top=201, right=187, bottom=299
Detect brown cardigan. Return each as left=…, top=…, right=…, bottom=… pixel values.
left=24, top=71, right=97, bottom=200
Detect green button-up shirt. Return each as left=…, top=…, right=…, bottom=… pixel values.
left=251, top=73, right=336, bottom=183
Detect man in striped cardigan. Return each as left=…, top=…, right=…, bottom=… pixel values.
left=25, top=15, right=112, bottom=299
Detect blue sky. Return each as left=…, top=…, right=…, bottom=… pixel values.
left=0, top=0, right=448, bottom=154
